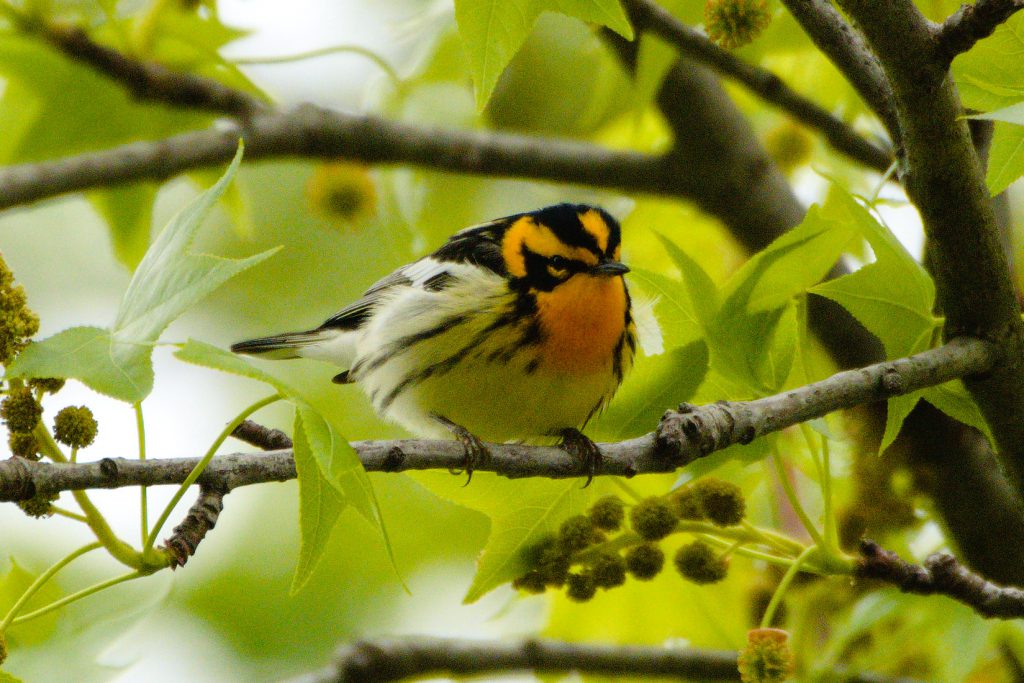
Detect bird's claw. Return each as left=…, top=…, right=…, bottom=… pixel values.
left=560, top=428, right=602, bottom=488
left=432, top=414, right=488, bottom=486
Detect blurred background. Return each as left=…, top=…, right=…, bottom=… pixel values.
left=1, top=0, right=1020, bottom=680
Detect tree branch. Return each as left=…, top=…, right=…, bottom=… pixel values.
left=281, top=635, right=920, bottom=683
left=621, top=0, right=892, bottom=172
left=43, top=23, right=265, bottom=117
left=777, top=0, right=899, bottom=139
left=0, top=108, right=684, bottom=210
left=286, top=637, right=740, bottom=682
left=0, top=338, right=994, bottom=500
left=936, top=0, right=1024, bottom=65
left=857, top=540, right=1024, bottom=618
left=834, top=0, right=1024, bottom=499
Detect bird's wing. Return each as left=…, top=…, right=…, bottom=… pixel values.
left=318, top=216, right=512, bottom=331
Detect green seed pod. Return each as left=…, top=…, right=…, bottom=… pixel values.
left=566, top=572, right=597, bottom=602
left=28, top=377, right=65, bottom=394
left=53, top=405, right=98, bottom=449
left=695, top=478, right=746, bottom=527
left=589, top=551, right=627, bottom=589
left=558, top=514, right=598, bottom=553
left=18, top=491, right=58, bottom=518
left=704, top=0, right=772, bottom=50
left=589, top=495, right=625, bottom=531
left=8, top=431, right=40, bottom=460
left=668, top=486, right=706, bottom=521
left=630, top=498, right=679, bottom=541
left=625, top=543, right=665, bottom=581
left=737, top=628, right=794, bottom=683
left=1, top=387, right=42, bottom=434
left=675, top=540, right=729, bottom=584
left=512, top=571, right=548, bottom=594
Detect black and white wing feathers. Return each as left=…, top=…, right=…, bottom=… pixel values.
left=318, top=216, right=511, bottom=331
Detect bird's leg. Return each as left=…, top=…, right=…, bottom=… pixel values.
left=559, top=428, right=602, bottom=488
left=431, top=414, right=489, bottom=486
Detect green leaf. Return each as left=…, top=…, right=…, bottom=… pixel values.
left=455, top=0, right=632, bottom=108
left=174, top=340, right=402, bottom=585
left=0, top=671, right=25, bottom=683
left=291, top=409, right=346, bottom=594
left=966, top=100, right=1024, bottom=125
left=633, top=33, right=676, bottom=114
left=594, top=340, right=709, bottom=439
left=87, top=183, right=157, bottom=271
left=5, top=327, right=152, bottom=402
left=880, top=392, right=922, bottom=454
left=922, top=380, right=995, bottom=445
left=985, top=121, right=1024, bottom=196
left=720, top=200, right=860, bottom=314
left=953, top=13, right=1024, bottom=111
left=654, top=231, right=719, bottom=329
left=809, top=188, right=936, bottom=358
left=0, top=559, right=61, bottom=646
left=7, top=145, right=278, bottom=402
left=706, top=195, right=860, bottom=394
left=626, top=268, right=703, bottom=350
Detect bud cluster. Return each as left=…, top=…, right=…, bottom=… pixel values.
left=512, top=479, right=747, bottom=600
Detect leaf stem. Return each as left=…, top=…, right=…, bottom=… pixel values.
left=760, top=545, right=817, bottom=628
left=135, top=402, right=148, bottom=548
left=33, top=424, right=141, bottom=569
left=50, top=506, right=90, bottom=523
left=771, top=450, right=827, bottom=549
left=9, top=571, right=143, bottom=626
left=0, top=542, right=103, bottom=631
left=144, top=393, right=281, bottom=553
left=234, top=45, right=402, bottom=86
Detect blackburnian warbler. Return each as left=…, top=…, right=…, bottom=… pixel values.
left=231, top=203, right=636, bottom=482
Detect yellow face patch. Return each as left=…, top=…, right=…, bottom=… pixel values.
left=579, top=209, right=610, bottom=253
left=502, top=216, right=597, bottom=278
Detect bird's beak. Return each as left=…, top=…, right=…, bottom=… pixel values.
left=590, top=260, right=630, bottom=277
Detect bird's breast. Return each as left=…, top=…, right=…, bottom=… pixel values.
left=533, top=275, right=629, bottom=374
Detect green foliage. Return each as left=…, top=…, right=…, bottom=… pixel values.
left=953, top=13, right=1024, bottom=112
left=173, top=340, right=394, bottom=592
left=0, top=560, right=60, bottom=647
left=7, top=145, right=278, bottom=402
left=454, top=0, right=633, bottom=108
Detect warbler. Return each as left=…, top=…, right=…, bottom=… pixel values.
left=231, top=203, right=636, bottom=482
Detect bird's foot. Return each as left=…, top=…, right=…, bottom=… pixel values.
left=432, top=414, right=488, bottom=486
left=559, top=428, right=602, bottom=488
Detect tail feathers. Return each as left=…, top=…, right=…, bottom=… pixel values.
left=230, top=330, right=328, bottom=360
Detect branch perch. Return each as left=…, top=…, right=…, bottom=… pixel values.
left=857, top=540, right=1024, bottom=619
left=0, top=337, right=994, bottom=500
left=282, top=635, right=919, bottom=683
left=936, top=0, right=1024, bottom=65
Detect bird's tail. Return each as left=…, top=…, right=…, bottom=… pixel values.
left=230, top=329, right=334, bottom=360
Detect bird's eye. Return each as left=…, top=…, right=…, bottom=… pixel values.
left=549, top=255, right=567, bottom=269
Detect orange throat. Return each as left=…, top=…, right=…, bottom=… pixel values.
left=534, top=274, right=628, bottom=374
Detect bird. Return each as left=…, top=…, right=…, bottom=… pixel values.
left=231, top=203, right=637, bottom=484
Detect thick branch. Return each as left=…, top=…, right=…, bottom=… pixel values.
left=0, top=108, right=683, bottom=210
left=0, top=338, right=993, bottom=500
left=778, top=0, right=899, bottom=138
left=937, top=0, right=1024, bottom=64
left=287, top=637, right=740, bottom=682
left=857, top=540, right=1024, bottom=618
left=622, top=0, right=892, bottom=171
left=835, top=0, right=1024, bottom=498
left=283, top=636, right=917, bottom=683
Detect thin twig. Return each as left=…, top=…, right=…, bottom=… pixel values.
left=936, top=0, right=1024, bottom=65
left=43, top=23, right=265, bottom=117
left=161, top=485, right=225, bottom=568
left=0, top=337, right=994, bottom=499
left=623, top=0, right=893, bottom=171
left=778, top=0, right=899, bottom=139
left=856, top=540, right=1024, bottom=619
